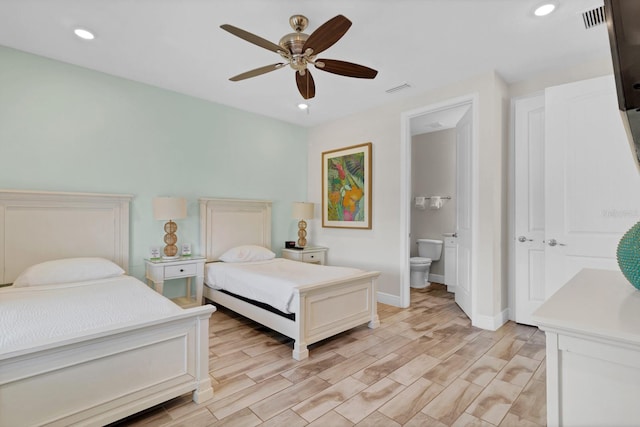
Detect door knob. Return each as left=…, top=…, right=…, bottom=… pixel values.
left=545, top=238, right=566, bottom=247
left=517, top=236, right=533, bottom=242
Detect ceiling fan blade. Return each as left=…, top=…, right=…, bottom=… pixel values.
left=315, top=59, right=378, bottom=79
left=303, top=15, right=352, bottom=55
left=296, top=70, right=316, bottom=99
left=220, top=24, right=284, bottom=54
left=229, top=63, right=285, bottom=81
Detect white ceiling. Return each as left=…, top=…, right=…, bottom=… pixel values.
left=0, top=0, right=610, bottom=127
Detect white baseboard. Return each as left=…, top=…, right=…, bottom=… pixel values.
left=506, top=306, right=515, bottom=322
left=446, top=285, right=456, bottom=294
left=473, top=308, right=509, bottom=331
left=429, top=273, right=445, bottom=284
left=377, top=291, right=401, bottom=307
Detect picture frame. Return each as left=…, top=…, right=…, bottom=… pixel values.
left=149, top=246, right=161, bottom=260
left=322, top=142, right=372, bottom=229
left=181, top=243, right=192, bottom=256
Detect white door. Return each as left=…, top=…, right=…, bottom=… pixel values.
left=544, top=75, right=640, bottom=297
left=455, top=106, right=473, bottom=318
left=513, top=95, right=546, bottom=325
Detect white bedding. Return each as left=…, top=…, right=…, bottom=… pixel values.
left=205, top=258, right=365, bottom=314
left=0, top=275, right=182, bottom=353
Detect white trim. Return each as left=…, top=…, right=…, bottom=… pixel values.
left=508, top=96, right=517, bottom=321
left=429, top=273, right=445, bottom=284
left=400, top=94, right=480, bottom=323
left=376, top=291, right=401, bottom=307
left=469, top=95, right=480, bottom=327
left=474, top=308, right=509, bottom=331
left=399, top=116, right=412, bottom=308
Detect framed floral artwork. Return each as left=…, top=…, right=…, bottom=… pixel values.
left=322, top=142, right=372, bottom=229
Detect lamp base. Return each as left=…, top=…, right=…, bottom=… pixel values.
left=163, top=220, right=180, bottom=258
left=297, top=219, right=308, bottom=248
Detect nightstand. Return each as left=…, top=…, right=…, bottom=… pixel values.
left=145, top=256, right=206, bottom=308
left=281, top=246, right=328, bottom=265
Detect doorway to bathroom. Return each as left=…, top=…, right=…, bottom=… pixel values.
left=401, top=95, right=478, bottom=323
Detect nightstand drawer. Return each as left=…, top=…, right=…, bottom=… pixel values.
left=302, top=253, right=322, bottom=263
left=281, top=247, right=327, bottom=265
left=164, top=263, right=197, bottom=278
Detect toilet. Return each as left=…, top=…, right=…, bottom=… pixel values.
left=410, top=239, right=443, bottom=289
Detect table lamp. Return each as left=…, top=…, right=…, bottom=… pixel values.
left=292, top=202, right=314, bottom=248
left=153, top=197, right=187, bottom=259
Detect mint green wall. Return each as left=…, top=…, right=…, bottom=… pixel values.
left=0, top=46, right=308, bottom=294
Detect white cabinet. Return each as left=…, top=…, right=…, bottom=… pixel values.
left=533, top=269, right=640, bottom=426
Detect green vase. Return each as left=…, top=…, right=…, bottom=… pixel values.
left=617, top=221, right=640, bottom=290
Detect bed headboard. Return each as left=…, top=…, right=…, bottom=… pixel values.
left=0, top=190, right=133, bottom=284
left=199, top=198, right=272, bottom=262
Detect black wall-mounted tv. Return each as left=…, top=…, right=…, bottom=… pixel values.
left=605, top=0, right=640, bottom=171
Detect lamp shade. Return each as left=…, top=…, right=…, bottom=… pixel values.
left=153, top=197, right=187, bottom=220
left=292, top=202, right=314, bottom=219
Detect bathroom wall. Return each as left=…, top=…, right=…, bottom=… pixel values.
left=411, top=128, right=457, bottom=277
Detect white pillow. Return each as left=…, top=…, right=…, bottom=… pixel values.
left=219, top=245, right=275, bottom=263
left=12, top=257, right=125, bottom=287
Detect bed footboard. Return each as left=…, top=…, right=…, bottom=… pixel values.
left=204, top=271, right=379, bottom=361
left=0, top=305, right=215, bottom=427
left=292, top=271, right=380, bottom=360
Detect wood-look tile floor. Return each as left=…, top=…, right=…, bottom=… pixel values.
left=115, top=284, right=546, bottom=426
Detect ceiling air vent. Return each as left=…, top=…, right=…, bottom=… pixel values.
left=386, top=83, right=411, bottom=94
left=582, top=5, right=606, bottom=29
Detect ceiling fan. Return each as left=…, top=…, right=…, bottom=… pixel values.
left=220, top=14, right=378, bottom=100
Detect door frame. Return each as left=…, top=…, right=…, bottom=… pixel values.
left=400, top=94, right=479, bottom=325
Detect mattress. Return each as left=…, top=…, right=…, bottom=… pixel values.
left=205, top=258, right=364, bottom=314
left=0, top=275, right=182, bottom=353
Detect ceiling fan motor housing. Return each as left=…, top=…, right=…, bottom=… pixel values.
left=279, top=32, right=308, bottom=55
left=280, top=15, right=310, bottom=71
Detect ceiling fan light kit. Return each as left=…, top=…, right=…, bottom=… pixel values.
left=221, top=14, right=378, bottom=100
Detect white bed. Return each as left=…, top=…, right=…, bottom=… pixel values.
left=199, top=197, right=380, bottom=360
left=0, top=190, right=215, bottom=427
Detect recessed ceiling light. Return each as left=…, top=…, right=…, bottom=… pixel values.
left=74, top=28, right=95, bottom=40
left=534, top=3, right=556, bottom=16
left=297, top=103, right=309, bottom=110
